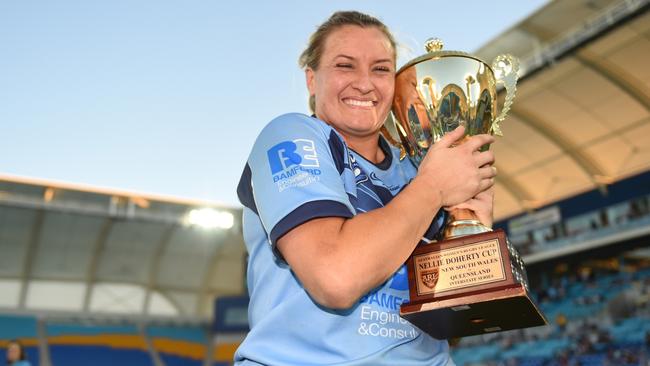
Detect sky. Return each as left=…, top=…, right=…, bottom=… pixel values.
left=1, top=0, right=548, bottom=207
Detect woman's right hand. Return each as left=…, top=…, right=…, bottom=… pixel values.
left=415, top=125, right=496, bottom=207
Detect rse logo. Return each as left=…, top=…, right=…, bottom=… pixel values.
left=267, top=139, right=320, bottom=174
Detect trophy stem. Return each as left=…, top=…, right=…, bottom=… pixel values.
left=443, top=208, right=491, bottom=239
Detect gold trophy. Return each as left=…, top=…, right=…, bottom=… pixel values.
left=383, top=39, right=546, bottom=339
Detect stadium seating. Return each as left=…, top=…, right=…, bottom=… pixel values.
left=450, top=266, right=650, bottom=366
left=0, top=316, right=233, bottom=366
left=46, top=322, right=153, bottom=366
left=147, top=325, right=207, bottom=366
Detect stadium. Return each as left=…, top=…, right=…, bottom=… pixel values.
left=2, top=0, right=650, bottom=365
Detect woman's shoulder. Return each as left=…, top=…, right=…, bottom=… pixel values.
left=265, top=112, right=326, bottom=129
left=270, top=112, right=313, bottom=123
left=257, top=113, right=333, bottom=142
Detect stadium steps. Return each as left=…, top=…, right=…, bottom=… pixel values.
left=36, top=317, right=52, bottom=366
left=146, top=325, right=208, bottom=366
left=139, top=323, right=165, bottom=366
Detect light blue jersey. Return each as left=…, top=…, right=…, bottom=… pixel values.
left=236, top=113, right=453, bottom=366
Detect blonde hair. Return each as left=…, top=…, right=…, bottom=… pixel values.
left=299, top=11, right=397, bottom=112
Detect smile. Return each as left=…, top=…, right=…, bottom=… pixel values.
left=343, top=98, right=376, bottom=108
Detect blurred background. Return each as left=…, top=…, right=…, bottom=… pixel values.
left=1, top=0, right=649, bottom=365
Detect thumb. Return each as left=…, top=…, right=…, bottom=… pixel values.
left=436, top=125, right=465, bottom=149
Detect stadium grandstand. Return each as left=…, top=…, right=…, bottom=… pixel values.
left=0, top=174, right=246, bottom=365
left=452, top=0, right=650, bottom=364
left=2, top=0, right=650, bottom=365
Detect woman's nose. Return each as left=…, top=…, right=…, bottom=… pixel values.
left=351, top=70, right=373, bottom=93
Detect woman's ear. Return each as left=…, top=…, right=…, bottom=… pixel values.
left=305, top=67, right=316, bottom=96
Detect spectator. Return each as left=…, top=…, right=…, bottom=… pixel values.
left=5, top=340, right=31, bottom=366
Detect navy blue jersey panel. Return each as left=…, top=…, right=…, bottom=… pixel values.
left=269, top=200, right=354, bottom=246
left=237, top=163, right=258, bottom=215
left=328, top=129, right=347, bottom=174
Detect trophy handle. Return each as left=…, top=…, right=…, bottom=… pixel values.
left=490, top=54, right=519, bottom=137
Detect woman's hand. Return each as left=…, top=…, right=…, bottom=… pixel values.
left=446, top=187, right=495, bottom=228
left=415, top=126, right=496, bottom=207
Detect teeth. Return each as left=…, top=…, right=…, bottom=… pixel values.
left=344, top=99, right=374, bottom=107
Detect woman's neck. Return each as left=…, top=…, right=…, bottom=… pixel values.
left=343, top=133, right=385, bottom=164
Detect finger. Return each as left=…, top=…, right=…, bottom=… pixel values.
left=436, top=125, right=466, bottom=148
left=475, top=151, right=495, bottom=167
left=479, top=166, right=497, bottom=179
left=478, top=177, right=495, bottom=192
left=477, top=186, right=495, bottom=198
left=474, top=189, right=495, bottom=202
left=449, top=199, right=477, bottom=211
left=464, top=134, right=495, bottom=152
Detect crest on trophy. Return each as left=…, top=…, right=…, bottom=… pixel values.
left=420, top=269, right=440, bottom=290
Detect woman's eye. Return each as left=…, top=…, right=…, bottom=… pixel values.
left=336, top=63, right=353, bottom=69
left=374, top=66, right=392, bottom=72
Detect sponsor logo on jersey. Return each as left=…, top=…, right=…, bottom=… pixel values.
left=359, top=265, right=410, bottom=311
left=356, top=269, right=418, bottom=339
left=267, top=139, right=322, bottom=191
left=359, top=291, right=407, bottom=311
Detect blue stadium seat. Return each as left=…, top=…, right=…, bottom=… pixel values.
left=46, top=322, right=153, bottom=366
left=49, top=345, right=153, bottom=366
left=147, top=325, right=206, bottom=343
left=147, top=325, right=207, bottom=366
left=517, top=356, right=548, bottom=366
left=0, top=314, right=37, bottom=339
left=159, top=353, right=203, bottom=366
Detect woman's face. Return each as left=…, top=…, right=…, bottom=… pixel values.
left=306, top=25, right=395, bottom=140
left=7, top=343, right=21, bottom=362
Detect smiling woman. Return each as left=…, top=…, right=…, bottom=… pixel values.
left=304, top=25, right=395, bottom=162
left=235, top=10, right=497, bottom=366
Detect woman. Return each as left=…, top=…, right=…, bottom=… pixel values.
left=235, top=11, right=495, bottom=365
left=5, top=340, right=31, bottom=366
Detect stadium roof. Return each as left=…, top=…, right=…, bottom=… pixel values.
left=0, top=174, right=244, bottom=319
left=476, top=0, right=650, bottom=221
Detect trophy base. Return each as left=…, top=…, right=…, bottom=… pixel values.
left=400, top=283, right=546, bottom=339
left=401, top=229, right=547, bottom=340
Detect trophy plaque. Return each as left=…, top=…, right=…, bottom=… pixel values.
left=384, top=38, right=547, bottom=339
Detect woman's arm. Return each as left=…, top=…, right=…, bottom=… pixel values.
left=277, top=127, right=496, bottom=309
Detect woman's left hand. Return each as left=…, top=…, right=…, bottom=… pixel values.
left=445, top=187, right=494, bottom=228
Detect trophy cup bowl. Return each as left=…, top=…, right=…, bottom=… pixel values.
left=384, top=38, right=547, bottom=339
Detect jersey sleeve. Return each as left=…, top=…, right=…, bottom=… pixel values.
left=239, top=113, right=355, bottom=250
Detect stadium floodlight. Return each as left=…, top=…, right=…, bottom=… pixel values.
left=185, top=208, right=234, bottom=229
